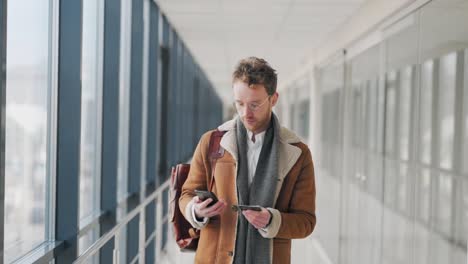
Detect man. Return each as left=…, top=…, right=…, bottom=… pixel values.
left=179, top=57, right=316, bottom=264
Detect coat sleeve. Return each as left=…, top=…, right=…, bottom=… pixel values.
left=179, top=131, right=212, bottom=227
left=276, top=146, right=316, bottom=239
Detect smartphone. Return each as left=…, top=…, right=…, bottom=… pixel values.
left=231, top=205, right=262, bottom=212
left=194, top=190, right=219, bottom=207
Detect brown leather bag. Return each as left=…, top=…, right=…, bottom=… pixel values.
left=170, top=130, right=226, bottom=251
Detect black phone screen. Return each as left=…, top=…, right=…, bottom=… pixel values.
left=194, top=190, right=218, bottom=207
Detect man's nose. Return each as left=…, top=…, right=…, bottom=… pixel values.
left=243, top=107, right=254, bottom=117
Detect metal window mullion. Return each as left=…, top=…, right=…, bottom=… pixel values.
left=337, top=57, right=351, bottom=264
left=363, top=82, right=371, bottom=151
left=127, top=0, right=144, bottom=262
left=45, top=0, right=60, bottom=244
left=168, top=32, right=175, bottom=167
left=140, top=0, right=150, bottom=197
left=429, top=58, right=440, bottom=230
left=146, top=1, right=159, bottom=186
left=93, top=0, right=106, bottom=241
left=464, top=50, right=468, bottom=175
left=188, top=54, right=194, bottom=150
left=193, top=73, right=199, bottom=146
left=158, top=47, right=169, bottom=183
left=0, top=0, right=6, bottom=261
left=157, top=15, right=170, bottom=182
left=100, top=0, right=122, bottom=262
left=175, top=39, right=181, bottom=162
left=382, top=73, right=390, bottom=157
left=128, top=0, right=143, bottom=198
left=408, top=63, right=421, bottom=221
left=175, top=34, right=180, bottom=161
left=144, top=2, right=159, bottom=263
left=392, top=70, right=401, bottom=209
left=177, top=41, right=181, bottom=161
left=451, top=50, right=465, bottom=244
left=55, top=0, right=83, bottom=263
left=394, top=71, right=401, bottom=160
left=154, top=11, right=162, bottom=187
left=184, top=47, right=189, bottom=158
left=154, top=196, right=162, bottom=262
left=167, top=30, right=175, bottom=168
left=410, top=64, right=421, bottom=163
left=405, top=64, right=419, bottom=217
left=362, top=83, right=371, bottom=190
left=181, top=46, right=187, bottom=158
left=376, top=42, right=387, bottom=264
left=138, top=208, right=145, bottom=264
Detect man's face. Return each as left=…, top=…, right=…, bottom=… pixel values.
left=233, top=80, right=278, bottom=134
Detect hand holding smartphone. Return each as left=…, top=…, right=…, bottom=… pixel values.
left=194, top=190, right=219, bottom=207
left=231, top=205, right=262, bottom=212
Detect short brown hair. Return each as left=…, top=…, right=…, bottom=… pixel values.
left=232, top=57, right=277, bottom=95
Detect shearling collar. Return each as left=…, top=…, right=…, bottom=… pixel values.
left=217, top=117, right=303, bottom=184
left=217, top=118, right=302, bottom=144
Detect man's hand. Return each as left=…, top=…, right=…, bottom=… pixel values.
left=242, top=207, right=271, bottom=229
left=193, top=196, right=226, bottom=219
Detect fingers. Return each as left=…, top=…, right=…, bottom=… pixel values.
left=242, top=208, right=270, bottom=229
left=203, top=201, right=227, bottom=218
left=194, top=199, right=227, bottom=218
left=200, top=198, right=214, bottom=208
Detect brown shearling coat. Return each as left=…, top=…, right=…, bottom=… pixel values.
left=179, top=119, right=316, bottom=264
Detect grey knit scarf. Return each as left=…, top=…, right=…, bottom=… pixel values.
left=233, top=113, right=280, bottom=264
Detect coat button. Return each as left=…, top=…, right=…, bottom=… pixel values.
left=227, top=251, right=234, bottom=257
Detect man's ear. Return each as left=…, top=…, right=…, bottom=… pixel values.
left=271, top=92, right=279, bottom=107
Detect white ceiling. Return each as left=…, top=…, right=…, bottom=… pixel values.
left=155, top=0, right=367, bottom=104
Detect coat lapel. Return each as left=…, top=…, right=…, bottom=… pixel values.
left=277, top=127, right=302, bottom=181
left=217, top=118, right=303, bottom=205
left=218, top=119, right=238, bottom=161
left=218, top=119, right=302, bottom=178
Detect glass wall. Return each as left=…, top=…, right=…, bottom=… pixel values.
left=4, top=0, right=52, bottom=262
left=314, top=1, right=468, bottom=264
left=418, top=1, right=468, bottom=262
left=348, top=43, right=383, bottom=264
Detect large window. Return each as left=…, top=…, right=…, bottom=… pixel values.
left=78, top=0, right=104, bottom=256
left=80, top=0, right=103, bottom=224
left=118, top=0, right=132, bottom=202
left=4, top=0, right=53, bottom=262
